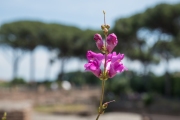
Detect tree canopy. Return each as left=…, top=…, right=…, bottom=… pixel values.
left=0, top=3, right=180, bottom=81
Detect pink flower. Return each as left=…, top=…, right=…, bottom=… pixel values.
left=106, top=52, right=127, bottom=78
left=85, top=51, right=103, bottom=77
left=106, top=33, right=118, bottom=53
left=84, top=51, right=127, bottom=79
left=84, top=59, right=101, bottom=77
left=94, top=34, right=103, bottom=51
left=107, top=52, right=124, bottom=63
left=85, top=32, right=127, bottom=79
left=108, top=62, right=126, bottom=78
left=87, top=50, right=104, bottom=63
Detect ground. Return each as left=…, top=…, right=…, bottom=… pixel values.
left=33, top=112, right=142, bottom=120
left=0, top=87, right=180, bottom=120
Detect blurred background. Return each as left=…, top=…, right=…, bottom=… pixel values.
left=0, top=0, right=180, bottom=120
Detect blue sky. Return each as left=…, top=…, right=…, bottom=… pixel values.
left=0, top=0, right=180, bottom=81
left=1, top=0, right=180, bottom=29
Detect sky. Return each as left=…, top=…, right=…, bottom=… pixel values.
left=0, top=0, right=180, bottom=81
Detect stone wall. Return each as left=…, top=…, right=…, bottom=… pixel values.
left=0, top=101, right=32, bottom=120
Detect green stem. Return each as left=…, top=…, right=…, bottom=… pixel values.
left=96, top=79, right=106, bottom=120
left=100, top=80, right=105, bottom=107
left=96, top=114, right=100, bottom=120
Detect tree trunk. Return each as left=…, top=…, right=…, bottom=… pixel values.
left=58, top=57, right=65, bottom=81
left=143, top=63, right=149, bottom=92
left=164, top=58, right=171, bottom=97
left=12, top=48, right=19, bottom=80
left=44, top=50, right=53, bottom=80
left=30, top=50, right=35, bottom=83
left=44, top=59, right=51, bottom=81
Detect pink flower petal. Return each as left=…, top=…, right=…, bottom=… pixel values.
left=106, top=33, right=118, bottom=53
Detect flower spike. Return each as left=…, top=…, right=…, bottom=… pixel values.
left=84, top=11, right=127, bottom=120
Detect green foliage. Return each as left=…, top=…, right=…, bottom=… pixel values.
left=172, top=75, right=180, bottom=97
left=104, top=71, right=180, bottom=98
left=142, top=3, right=180, bottom=36
left=10, top=77, right=26, bottom=85
left=0, top=81, right=10, bottom=87
left=37, top=80, right=52, bottom=88
left=0, top=21, right=45, bottom=50
left=113, top=3, right=180, bottom=62
left=129, top=75, right=145, bottom=93
left=142, top=93, right=153, bottom=106
left=105, top=74, right=132, bottom=95
left=150, top=76, right=164, bottom=94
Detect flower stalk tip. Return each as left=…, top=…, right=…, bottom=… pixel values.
left=103, top=10, right=105, bottom=14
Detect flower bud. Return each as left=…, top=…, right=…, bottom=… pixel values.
left=101, top=25, right=105, bottom=30
left=94, top=34, right=102, bottom=41
left=94, top=34, right=104, bottom=51
left=102, top=100, right=115, bottom=109
left=106, top=33, right=118, bottom=53
left=103, top=28, right=108, bottom=35
left=105, top=24, right=110, bottom=29
left=102, top=103, right=108, bottom=109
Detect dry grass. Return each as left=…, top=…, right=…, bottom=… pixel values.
left=34, top=104, right=93, bottom=115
